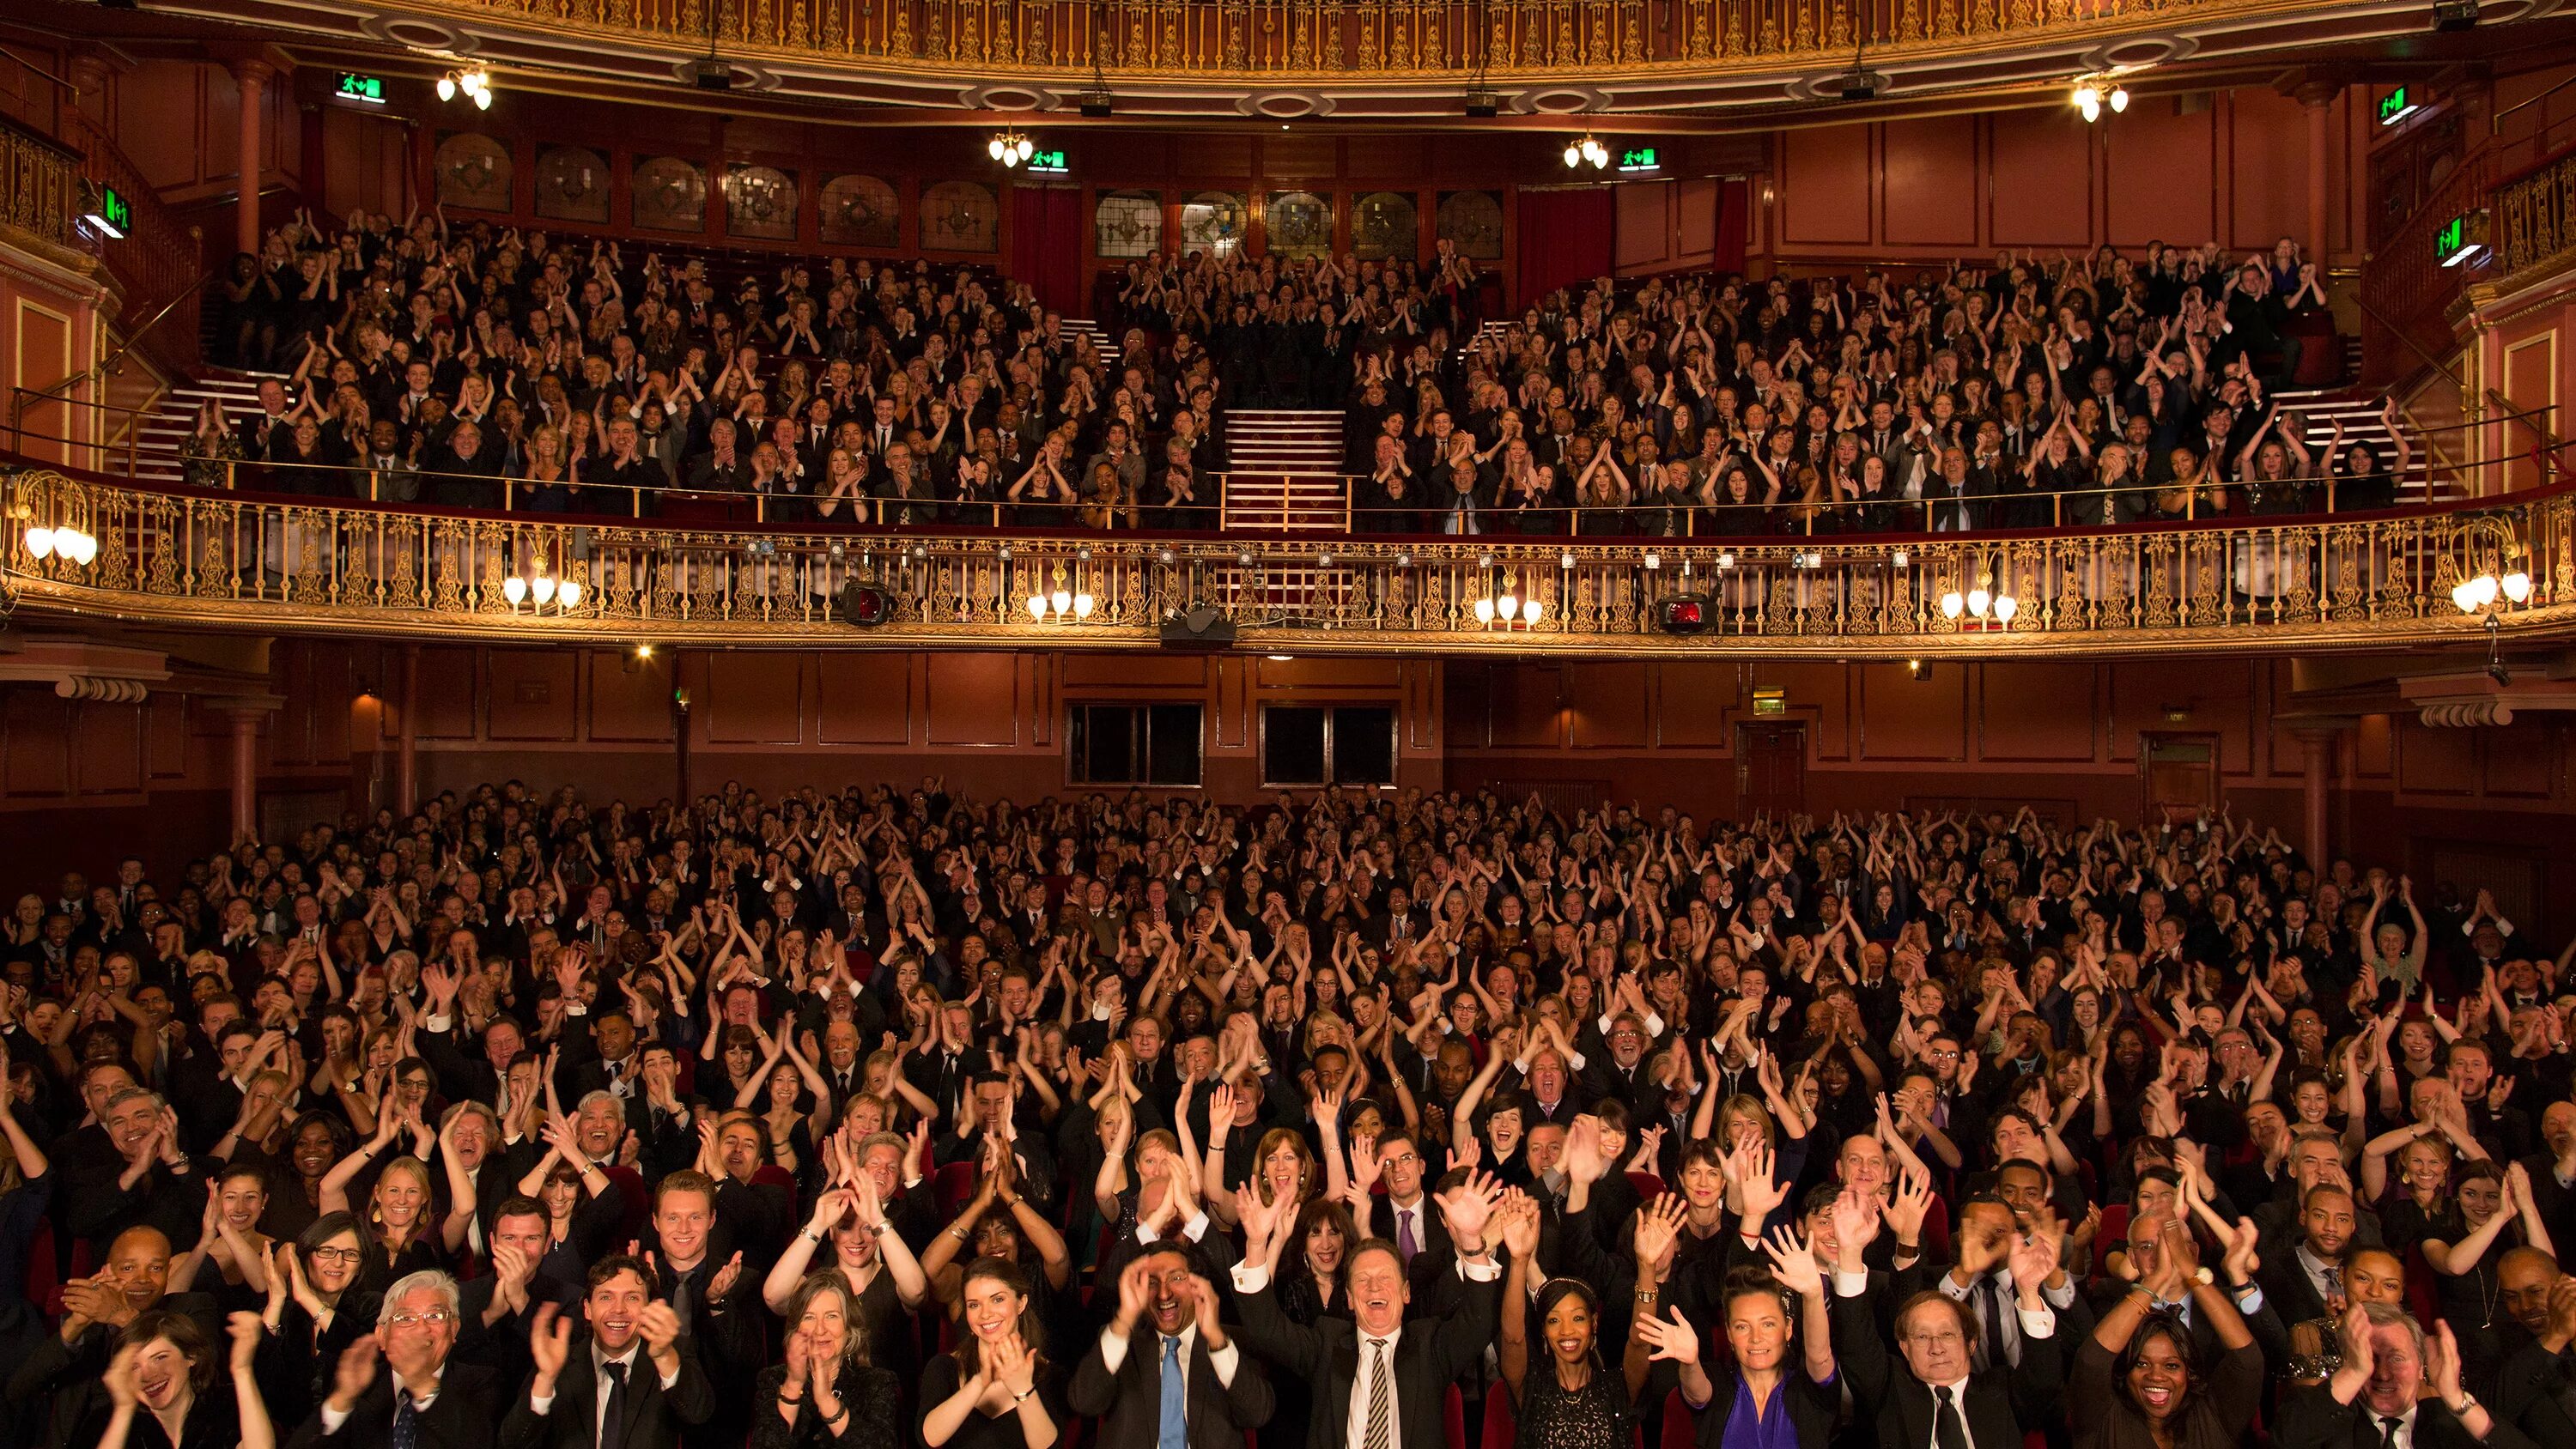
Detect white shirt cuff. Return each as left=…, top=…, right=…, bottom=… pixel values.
left=530, top=1392, right=556, bottom=1415
left=1099, top=1325, right=1131, bottom=1375
left=321, top=1406, right=350, bottom=1434
left=1832, top=1270, right=1869, bottom=1299
left=1180, top=1210, right=1211, bottom=1242
left=2018, top=1305, right=2057, bottom=1340
left=424, top=1013, right=454, bottom=1033
left=1457, top=1254, right=1502, bottom=1283
left=1230, top=1263, right=1271, bottom=1294
left=1208, top=1339, right=1240, bottom=1388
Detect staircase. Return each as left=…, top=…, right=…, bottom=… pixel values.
left=2270, top=381, right=2445, bottom=504
left=1221, top=409, right=1350, bottom=532
left=127, top=369, right=278, bottom=486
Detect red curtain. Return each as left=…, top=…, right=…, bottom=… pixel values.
left=1713, top=179, right=1750, bottom=276
left=1009, top=185, right=1084, bottom=317
left=1516, top=188, right=1615, bottom=308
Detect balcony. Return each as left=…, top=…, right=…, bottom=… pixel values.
left=4, top=464, right=2570, bottom=659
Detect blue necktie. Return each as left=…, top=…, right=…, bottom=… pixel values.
left=1157, top=1336, right=1188, bottom=1449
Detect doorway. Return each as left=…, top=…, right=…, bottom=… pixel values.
left=1736, top=722, right=1807, bottom=820
left=2140, top=732, right=2221, bottom=825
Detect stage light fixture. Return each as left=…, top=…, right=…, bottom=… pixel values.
left=1657, top=595, right=1710, bottom=634
left=835, top=579, right=892, bottom=627
left=2433, top=0, right=2479, bottom=29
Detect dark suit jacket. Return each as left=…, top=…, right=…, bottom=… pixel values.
left=499, top=1340, right=717, bottom=1449
left=1831, top=1286, right=2062, bottom=1449
left=2493, top=1334, right=2576, bottom=1444
left=2275, top=1383, right=2543, bottom=1449
left=1230, top=1258, right=1501, bottom=1449
left=1068, top=1325, right=1275, bottom=1449
left=285, top=1361, right=504, bottom=1449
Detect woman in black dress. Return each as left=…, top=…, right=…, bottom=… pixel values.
left=919, top=1258, right=1064, bottom=1449
left=752, top=1272, right=902, bottom=1449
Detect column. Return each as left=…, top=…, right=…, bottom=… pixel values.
left=2300, top=82, right=2336, bottom=264
left=397, top=644, right=421, bottom=815
left=2292, top=727, right=2342, bottom=866
left=226, top=706, right=265, bottom=843
left=233, top=59, right=274, bottom=261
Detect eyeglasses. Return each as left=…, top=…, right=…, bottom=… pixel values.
left=387, top=1309, right=457, bottom=1329
left=307, top=1246, right=364, bottom=1265
left=1902, top=1330, right=1965, bottom=1348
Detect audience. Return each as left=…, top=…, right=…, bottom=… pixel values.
left=0, top=782, right=2559, bottom=1449
left=195, top=209, right=2397, bottom=535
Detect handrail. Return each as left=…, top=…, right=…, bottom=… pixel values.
left=4, top=461, right=2571, bottom=657
left=2354, top=293, right=2567, bottom=487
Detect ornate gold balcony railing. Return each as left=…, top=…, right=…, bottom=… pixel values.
left=438, top=0, right=2204, bottom=79
left=0, top=115, right=82, bottom=255
left=2494, top=146, right=2576, bottom=283
left=6, top=470, right=2573, bottom=657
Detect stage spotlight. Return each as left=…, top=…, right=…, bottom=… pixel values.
left=1657, top=595, right=1711, bottom=634
left=835, top=579, right=892, bottom=627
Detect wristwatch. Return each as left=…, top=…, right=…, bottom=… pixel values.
left=2193, top=1267, right=2215, bottom=1286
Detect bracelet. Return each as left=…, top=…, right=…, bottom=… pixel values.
left=1012, top=1387, right=1038, bottom=1406
left=779, top=1390, right=805, bottom=1404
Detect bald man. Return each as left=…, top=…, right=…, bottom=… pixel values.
left=4, top=1226, right=218, bottom=1449
left=2492, top=1246, right=2576, bottom=1444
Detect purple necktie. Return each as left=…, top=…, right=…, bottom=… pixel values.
left=1396, top=1209, right=1419, bottom=1261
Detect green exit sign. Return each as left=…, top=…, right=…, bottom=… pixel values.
left=2435, top=213, right=2485, bottom=269
left=1025, top=149, right=1067, bottom=173
left=336, top=72, right=387, bottom=104
left=2378, top=87, right=2417, bottom=126
left=83, top=185, right=131, bottom=239
left=1619, top=147, right=1659, bottom=172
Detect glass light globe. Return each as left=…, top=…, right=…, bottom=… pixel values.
left=1017, top=138, right=1036, bottom=161
left=1994, top=594, right=2019, bottom=623
left=990, top=137, right=1008, bottom=160
left=502, top=575, right=527, bottom=604
left=64, top=530, right=96, bottom=566
left=438, top=76, right=456, bottom=100
left=531, top=574, right=556, bottom=604
left=1966, top=587, right=1991, bottom=617
left=1522, top=598, right=1546, bottom=625
left=558, top=580, right=583, bottom=608
left=2470, top=573, right=2499, bottom=609
left=1564, top=144, right=1583, bottom=167
left=1498, top=593, right=1520, bottom=620
left=2110, top=87, right=2129, bottom=112
left=1050, top=588, right=1072, bottom=615
left=1473, top=597, right=1496, bottom=623
left=2078, top=95, right=2099, bottom=123
left=1026, top=593, right=1048, bottom=619
left=1940, top=590, right=1964, bottom=619
left=23, top=526, right=53, bottom=560
left=1072, top=592, right=1095, bottom=619
left=2503, top=570, right=2533, bottom=603
left=2451, top=582, right=2476, bottom=614
left=474, top=89, right=491, bottom=110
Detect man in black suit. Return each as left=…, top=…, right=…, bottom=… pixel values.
left=2257, top=1183, right=2360, bottom=1330
left=501, top=1254, right=714, bottom=1449
left=1228, top=1169, right=1503, bottom=1449
left=2276, top=1303, right=2542, bottom=1449
left=289, top=1270, right=504, bottom=1449
left=1071, top=1246, right=1273, bottom=1449
left=1831, top=1228, right=2064, bottom=1449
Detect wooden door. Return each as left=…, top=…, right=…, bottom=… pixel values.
left=1736, top=723, right=1808, bottom=821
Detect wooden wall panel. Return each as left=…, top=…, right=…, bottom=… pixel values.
left=1880, top=116, right=1978, bottom=247
left=1488, top=665, right=1565, bottom=748
left=587, top=652, right=678, bottom=743
left=149, top=694, right=191, bottom=779
left=1566, top=664, right=1650, bottom=749
left=814, top=656, right=914, bottom=745
left=2396, top=719, right=2475, bottom=795
left=1753, top=663, right=1850, bottom=760
left=1988, top=112, right=2093, bottom=247
left=76, top=702, right=144, bottom=797
left=1615, top=182, right=1674, bottom=270
left=2227, top=88, right=2314, bottom=252
left=415, top=647, right=481, bottom=739
left=486, top=650, right=579, bottom=742
left=702, top=655, right=805, bottom=745
left=1978, top=663, right=2098, bottom=761
left=1064, top=655, right=1208, bottom=689
left=2483, top=722, right=2557, bottom=798
left=1780, top=124, right=1872, bottom=245
left=2104, top=104, right=2216, bottom=246
left=1656, top=664, right=1736, bottom=748
left=924, top=653, right=1020, bottom=747
left=3, top=694, right=70, bottom=797
left=1857, top=663, right=1966, bottom=761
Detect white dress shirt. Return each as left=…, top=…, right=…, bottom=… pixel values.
left=1096, top=1319, right=1241, bottom=1391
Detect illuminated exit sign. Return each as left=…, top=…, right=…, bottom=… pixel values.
left=337, top=72, right=387, bottom=104
left=2378, top=88, right=2417, bottom=126
left=1618, top=147, right=1660, bottom=173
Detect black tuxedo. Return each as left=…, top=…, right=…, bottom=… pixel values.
left=2275, top=1383, right=2543, bottom=1449
left=286, top=1361, right=505, bottom=1449
left=499, top=1339, right=715, bottom=1449
left=1230, top=1258, right=1501, bottom=1449
left=1831, top=1286, right=2062, bottom=1449
left=1069, top=1325, right=1275, bottom=1449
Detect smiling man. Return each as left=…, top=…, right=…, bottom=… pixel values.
left=505, top=1253, right=712, bottom=1449
left=1071, top=1246, right=1273, bottom=1449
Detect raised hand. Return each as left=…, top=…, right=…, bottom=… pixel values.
left=1632, top=1307, right=1702, bottom=1364
left=1765, top=1226, right=1826, bottom=1297
left=1434, top=1169, right=1502, bottom=1250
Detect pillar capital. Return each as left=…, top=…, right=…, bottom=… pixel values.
left=229, top=58, right=276, bottom=89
